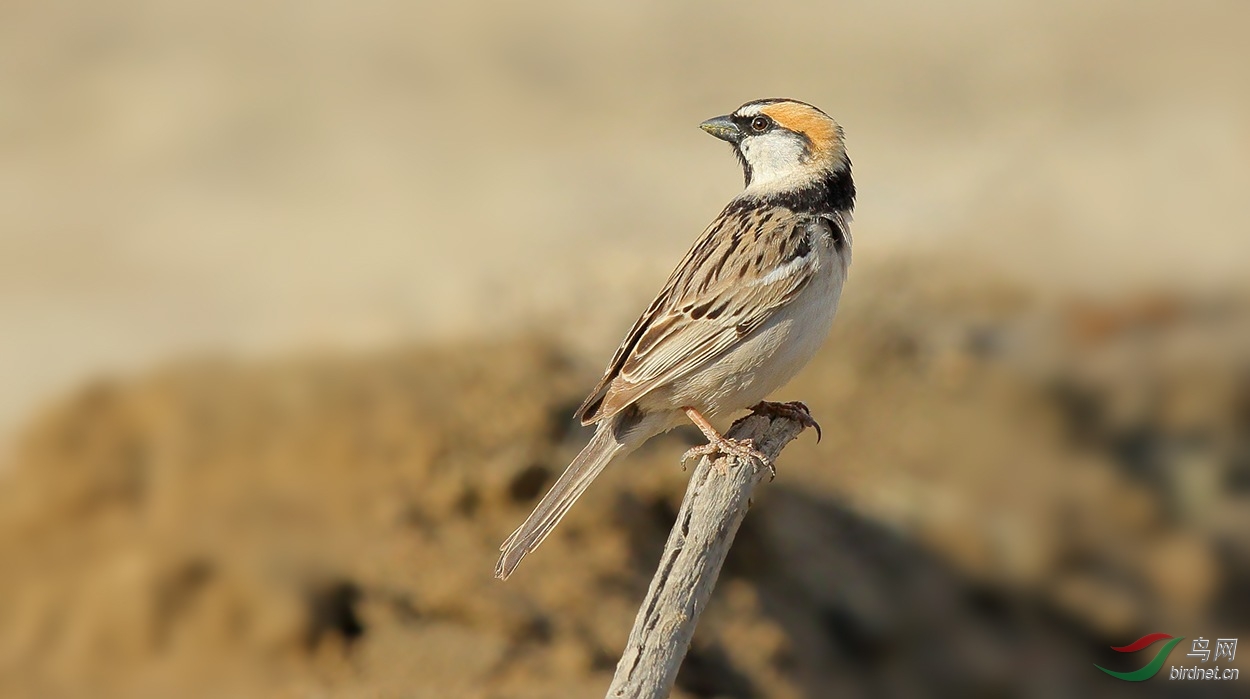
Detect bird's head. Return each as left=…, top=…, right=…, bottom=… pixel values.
left=700, top=98, right=848, bottom=193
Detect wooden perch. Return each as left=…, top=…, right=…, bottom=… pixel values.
left=606, top=410, right=810, bottom=698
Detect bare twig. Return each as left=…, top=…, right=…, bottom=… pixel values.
left=606, top=411, right=809, bottom=698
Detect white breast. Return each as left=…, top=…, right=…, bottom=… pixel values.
left=669, top=229, right=850, bottom=416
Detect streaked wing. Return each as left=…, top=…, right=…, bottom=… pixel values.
left=577, top=205, right=829, bottom=424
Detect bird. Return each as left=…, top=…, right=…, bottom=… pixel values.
left=495, top=98, right=855, bottom=580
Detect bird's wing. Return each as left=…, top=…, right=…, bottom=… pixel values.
left=577, top=206, right=833, bottom=424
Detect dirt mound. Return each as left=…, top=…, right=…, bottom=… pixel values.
left=1, top=269, right=1247, bottom=697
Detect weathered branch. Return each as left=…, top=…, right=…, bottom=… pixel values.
left=606, top=411, right=808, bottom=698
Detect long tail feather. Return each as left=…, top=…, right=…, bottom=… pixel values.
left=495, top=421, right=627, bottom=579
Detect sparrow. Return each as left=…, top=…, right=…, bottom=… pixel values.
left=496, top=98, right=855, bottom=580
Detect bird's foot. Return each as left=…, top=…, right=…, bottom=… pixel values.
left=748, top=400, right=822, bottom=442
left=681, top=435, right=775, bottom=480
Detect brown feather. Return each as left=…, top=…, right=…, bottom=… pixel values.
left=576, top=204, right=821, bottom=424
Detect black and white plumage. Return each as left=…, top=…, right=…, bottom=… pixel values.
left=496, top=98, right=856, bottom=580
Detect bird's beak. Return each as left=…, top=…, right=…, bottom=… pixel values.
left=699, top=115, right=742, bottom=144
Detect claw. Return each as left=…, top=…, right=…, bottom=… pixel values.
left=681, top=436, right=775, bottom=480
left=749, top=400, right=822, bottom=443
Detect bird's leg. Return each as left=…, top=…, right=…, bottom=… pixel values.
left=747, top=400, right=822, bottom=443
left=680, top=407, right=775, bottom=480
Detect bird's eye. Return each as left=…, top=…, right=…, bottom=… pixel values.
left=750, top=116, right=771, bottom=133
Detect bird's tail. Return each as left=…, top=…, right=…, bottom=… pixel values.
left=495, top=417, right=633, bottom=580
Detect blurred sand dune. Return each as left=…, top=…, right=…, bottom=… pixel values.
left=1, top=265, right=1246, bottom=697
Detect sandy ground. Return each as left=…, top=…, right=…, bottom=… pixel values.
left=1, top=1, right=1249, bottom=696
left=2, top=269, right=1247, bottom=697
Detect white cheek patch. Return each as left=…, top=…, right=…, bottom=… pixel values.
left=739, top=132, right=809, bottom=189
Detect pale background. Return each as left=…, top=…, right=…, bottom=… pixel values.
left=3, top=0, right=1247, bottom=449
